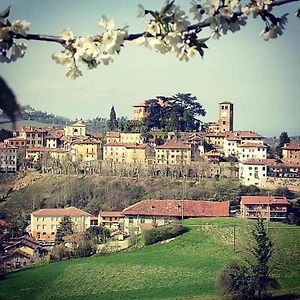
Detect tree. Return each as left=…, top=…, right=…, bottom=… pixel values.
left=276, top=131, right=290, bottom=158
left=219, top=217, right=279, bottom=299
left=85, top=226, right=110, bottom=244
left=107, top=106, right=118, bottom=131
left=144, top=93, right=206, bottom=132
left=55, top=215, right=74, bottom=244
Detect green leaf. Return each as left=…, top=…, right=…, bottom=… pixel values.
left=0, top=6, right=11, bottom=18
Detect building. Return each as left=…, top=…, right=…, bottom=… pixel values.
left=30, top=207, right=91, bottom=241
left=45, top=131, right=64, bottom=148
left=105, top=132, right=121, bottom=144
left=282, top=143, right=300, bottom=165
left=205, top=133, right=225, bottom=148
left=70, top=137, right=101, bottom=162
left=218, top=101, right=234, bottom=132
left=120, top=133, right=144, bottom=144
left=156, top=141, right=192, bottom=165
left=133, top=101, right=149, bottom=121
left=122, top=199, right=230, bottom=233
left=237, top=142, right=267, bottom=162
left=98, top=211, right=124, bottom=231
left=15, top=127, right=48, bottom=148
left=4, top=137, right=26, bottom=148
left=0, top=143, right=18, bottom=172
left=64, top=119, right=86, bottom=137
left=26, top=147, right=69, bottom=163
left=103, top=143, right=151, bottom=164
left=240, top=196, right=288, bottom=221
left=239, top=159, right=277, bottom=186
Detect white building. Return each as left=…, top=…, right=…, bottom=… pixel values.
left=64, top=119, right=86, bottom=137
left=0, top=143, right=18, bottom=172
left=237, top=142, right=267, bottom=162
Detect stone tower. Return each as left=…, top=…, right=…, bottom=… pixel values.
left=218, top=101, right=234, bottom=132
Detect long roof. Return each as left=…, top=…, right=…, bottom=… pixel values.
left=32, top=206, right=91, bottom=217
left=282, top=143, right=300, bottom=150
left=122, top=200, right=229, bottom=217
left=241, top=196, right=288, bottom=205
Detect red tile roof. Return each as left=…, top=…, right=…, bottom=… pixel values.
left=99, top=211, right=124, bottom=218
left=122, top=200, right=229, bottom=217
left=0, top=143, right=18, bottom=149
left=157, top=141, right=190, bottom=150
left=0, top=219, right=11, bottom=227
left=241, top=159, right=278, bottom=166
left=32, top=206, right=91, bottom=217
left=238, top=142, right=267, bottom=148
left=282, top=143, right=300, bottom=150
left=241, top=196, right=288, bottom=205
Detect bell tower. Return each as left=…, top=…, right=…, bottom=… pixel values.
left=218, top=101, right=234, bottom=132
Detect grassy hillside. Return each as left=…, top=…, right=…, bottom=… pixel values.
left=1, top=218, right=300, bottom=300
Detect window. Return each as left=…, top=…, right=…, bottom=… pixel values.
left=129, top=217, right=134, bottom=224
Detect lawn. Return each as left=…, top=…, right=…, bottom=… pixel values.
left=1, top=218, right=300, bottom=300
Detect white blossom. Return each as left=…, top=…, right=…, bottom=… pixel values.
left=190, top=1, right=204, bottom=22
left=137, top=4, right=146, bottom=18
left=149, top=38, right=169, bottom=53
left=203, top=0, right=220, bottom=15
left=98, top=15, right=115, bottom=31
left=164, top=31, right=182, bottom=50
left=219, top=7, right=234, bottom=18
left=52, top=51, right=73, bottom=65
left=147, top=21, right=160, bottom=36
left=136, top=35, right=150, bottom=48
left=10, top=43, right=27, bottom=61
left=66, top=64, right=82, bottom=79
left=225, top=0, right=240, bottom=10
left=62, top=28, right=74, bottom=41
left=186, top=46, right=197, bottom=58
left=11, top=19, right=31, bottom=35
left=97, top=53, right=113, bottom=65
left=211, top=30, right=221, bottom=39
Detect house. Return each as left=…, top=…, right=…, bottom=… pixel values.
left=4, top=236, right=43, bottom=257
left=0, top=143, right=18, bottom=172
left=237, top=142, right=267, bottom=162
left=45, top=131, right=64, bottom=148
left=98, top=211, right=124, bottom=231
left=223, top=131, right=264, bottom=157
left=30, top=207, right=91, bottom=241
left=64, top=119, right=86, bottom=137
left=103, top=143, right=151, bottom=164
left=240, top=196, right=288, bottom=221
left=70, top=137, right=101, bottom=162
left=122, top=199, right=230, bottom=233
left=120, top=133, right=144, bottom=144
left=15, top=127, right=48, bottom=148
left=239, top=159, right=277, bottom=186
left=4, top=137, right=26, bottom=148
left=282, top=143, right=300, bottom=165
left=26, top=147, right=69, bottom=163
left=155, top=141, right=192, bottom=165
left=205, top=133, right=225, bottom=148
left=0, top=250, right=33, bottom=272
left=105, top=132, right=121, bottom=144
left=132, top=99, right=169, bottom=121
left=267, top=163, right=300, bottom=178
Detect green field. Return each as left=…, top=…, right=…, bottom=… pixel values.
left=1, top=218, right=300, bottom=300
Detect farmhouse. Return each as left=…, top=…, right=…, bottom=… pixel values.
left=30, top=207, right=91, bottom=241
left=122, top=199, right=229, bottom=233
left=240, top=196, right=288, bottom=221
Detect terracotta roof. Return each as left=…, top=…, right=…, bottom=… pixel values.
left=122, top=200, right=229, bottom=217
left=0, top=219, right=10, bottom=227
left=104, top=143, right=126, bottom=147
left=90, top=216, right=98, bottom=221
left=219, top=101, right=233, bottom=104
left=238, top=142, right=267, bottom=148
left=0, top=143, right=18, bottom=149
left=72, top=138, right=100, bottom=145
left=241, top=196, right=288, bottom=205
left=205, top=133, right=225, bottom=138
left=157, top=141, right=190, bottom=150
left=26, top=147, right=67, bottom=153
left=99, top=211, right=124, bottom=218
left=5, top=137, right=26, bottom=141
left=282, top=143, right=300, bottom=150
left=241, top=159, right=278, bottom=166
left=32, top=206, right=91, bottom=217
left=133, top=101, right=147, bottom=107
left=205, top=151, right=222, bottom=157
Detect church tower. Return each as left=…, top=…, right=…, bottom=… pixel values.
left=218, top=101, right=234, bottom=132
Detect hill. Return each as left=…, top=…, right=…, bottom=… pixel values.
left=0, top=218, right=299, bottom=299
left=0, top=120, right=57, bottom=131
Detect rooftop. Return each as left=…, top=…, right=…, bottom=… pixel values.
left=241, top=196, right=288, bottom=205
left=282, top=143, right=300, bottom=151
left=122, top=200, right=229, bottom=218
left=32, top=206, right=91, bottom=217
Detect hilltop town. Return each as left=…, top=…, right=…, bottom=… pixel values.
left=0, top=97, right=300, bottom=275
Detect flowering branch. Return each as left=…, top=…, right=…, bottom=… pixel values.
left=1, top=0, right=299, bottom=79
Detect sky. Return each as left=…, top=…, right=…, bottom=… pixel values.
left=0, top=0, right=299, bottom=137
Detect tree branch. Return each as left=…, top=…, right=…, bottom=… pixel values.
left=10, top=0, right=300, bottom=46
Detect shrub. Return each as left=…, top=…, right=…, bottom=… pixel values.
left=143, top=222, right=189, bottom=246
left=49, top=244, right=71, bottom=262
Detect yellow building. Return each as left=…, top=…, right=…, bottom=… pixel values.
left=26, top=147, right=69, bottom=163
left=103, top=143, right=151, bottom=164
left=133, top=101, right=149, bottom=121
left=30, top=207, right=91, bottom=241
left=205, top=133, right=225, bottom=149
left=0, top=143, right=18, bottom=172
left=120, top=133, right=144, bottom=144
left=15, top=127, right=47, bottom=148
left=71, top=138, right=101, bottom=162
left=156, top=141, right=191, bottom=165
